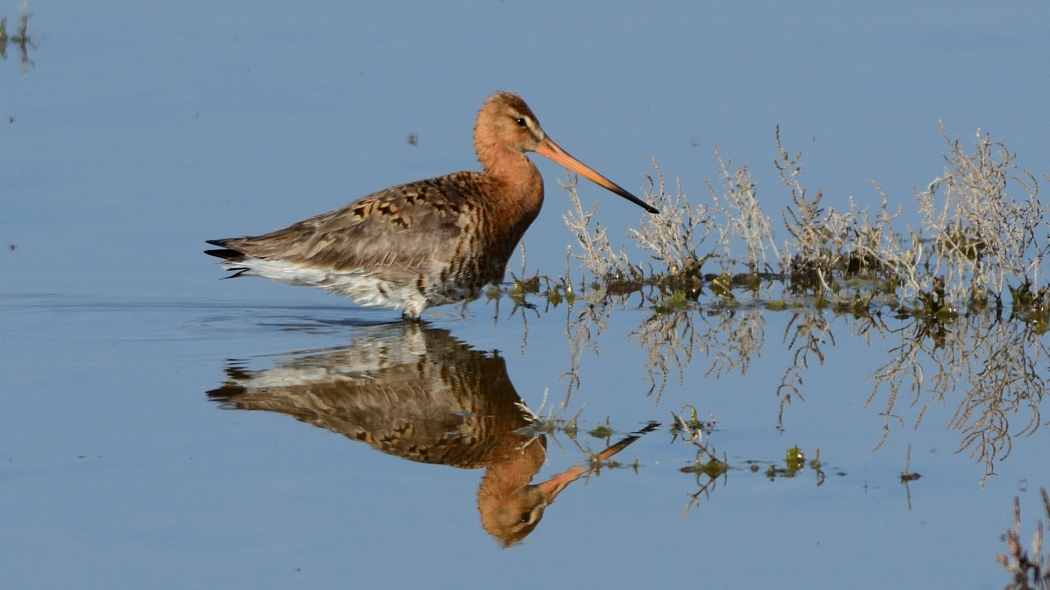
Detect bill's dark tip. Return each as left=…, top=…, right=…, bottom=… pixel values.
left=615, top=188, right=659, bottom=214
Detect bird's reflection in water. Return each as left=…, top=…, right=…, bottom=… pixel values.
left=208, top=323, right=645, bottom=546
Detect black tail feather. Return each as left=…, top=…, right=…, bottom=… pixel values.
left=204, top=248, right=243, bottom=260
left=205, top=236, right=246, bottom=261
left=205, top=239, right=250, bottom=278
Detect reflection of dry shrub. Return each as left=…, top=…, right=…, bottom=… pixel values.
left=866, top=312, right=1049, bottom=482
left=776, top=311, right=832, bottom=420
left=628, top=308, right=766, bottom=403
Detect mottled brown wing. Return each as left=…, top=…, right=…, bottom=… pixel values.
left=216, top=171, right=492, bottom=273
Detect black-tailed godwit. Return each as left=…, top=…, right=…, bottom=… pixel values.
left=206, top=91, right=656, bottom=319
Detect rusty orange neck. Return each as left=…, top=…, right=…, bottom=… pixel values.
left=475, top=143, right=544, bottom=225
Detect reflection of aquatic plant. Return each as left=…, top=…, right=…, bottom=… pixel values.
left=557, top=287, right=618, bottom=403
left=0, top=3, right=37, bottom=73
left=776, top=311, right=830, bottom=421
left=866, top=311, right=1049, bottom=482
left=671, top=405, right=726, bottom=517
left=630, top=308, right=766, bottom=403
left=900, top=444, right=921, bottom=510
left=998, top=489, right=1050, bottom=590
left=1011, top=281, right=1050, bottom=333
left=631, top=309, right=700, bottom=402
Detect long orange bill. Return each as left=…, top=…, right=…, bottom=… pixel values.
left=534, top=136, right=659, bottom=214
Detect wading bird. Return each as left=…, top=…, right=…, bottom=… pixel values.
left=206, top=92, right=656, bottom=319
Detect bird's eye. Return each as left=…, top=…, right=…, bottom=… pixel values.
left=514, top=117, right=528, bottom=128
left=520, top=512, right=532, bottom=523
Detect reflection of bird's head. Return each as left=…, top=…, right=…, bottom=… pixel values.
left=476, top=435, right=550, bottom=548
left=479, top=484, right=550, bottom=548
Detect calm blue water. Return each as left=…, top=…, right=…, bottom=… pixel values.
left=3, top=2, right=1050, bottom=588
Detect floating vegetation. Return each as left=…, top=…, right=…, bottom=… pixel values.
left=513, top=400, right=837, bottom=518
left=670, top=403, right=712, bottom=440
left=587, top=417, right=614, bottom=440
left=764, top=446, right=825, bottom=485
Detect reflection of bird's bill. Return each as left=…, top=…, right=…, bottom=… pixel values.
left=535, top=421, right=659, bottom=502
left=537, top=467, right=588, bottom=502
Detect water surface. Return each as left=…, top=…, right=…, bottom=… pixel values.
left=3, top=2, right=1050, bottom=589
